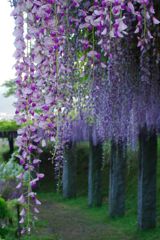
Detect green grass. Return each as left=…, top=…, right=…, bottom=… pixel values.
left=35, top=191, right=160, bottom=240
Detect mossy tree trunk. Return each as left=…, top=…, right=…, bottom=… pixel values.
left=109, top=139, right=127, bottom=217
left=62, top=142, right=77, bottom=199
left=88, top=141, right=103, bottom=207
left=138, top=126, right=157, bottom=229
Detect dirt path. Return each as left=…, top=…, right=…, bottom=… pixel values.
left=32, top=197, right=133, bottom=240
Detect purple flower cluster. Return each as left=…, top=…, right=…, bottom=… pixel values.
left=11, top=0, right=160, bottom=234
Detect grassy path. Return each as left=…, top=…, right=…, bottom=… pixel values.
left=34, top=199, right=127, bottom=240
left=25, top=193, right=160, bottom=240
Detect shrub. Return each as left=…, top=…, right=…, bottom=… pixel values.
left=0, top=153, right=22, bottom=180
left=0, top=197, right=8, bottom=219
left=0, top=153, right=28, bottom=200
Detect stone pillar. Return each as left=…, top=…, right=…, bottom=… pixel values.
left=88, top=141, right=103, bottom=207
left=109, top=139, right=127, bottom=217
left=62, top=142, right=77, bottom=198
left=138, top=127, right=157, bottom=229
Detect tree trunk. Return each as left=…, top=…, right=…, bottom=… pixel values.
left=109, top=139, right=127, bottom=217
left=62, top=142, right=77, bottom=198
left=88, top=141, right=103, bottom=207
left=138, top=127, right=157, bottom=229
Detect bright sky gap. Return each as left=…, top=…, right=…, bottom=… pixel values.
left=0, top=1, right=15, bottom=118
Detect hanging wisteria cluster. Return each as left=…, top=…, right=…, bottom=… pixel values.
left=11, top=0, right=160, bottom=234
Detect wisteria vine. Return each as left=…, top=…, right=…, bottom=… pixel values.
left=10, top=0, right=160, bottom=235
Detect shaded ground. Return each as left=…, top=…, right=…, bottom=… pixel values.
left=0, top=140, right=158, bottom=240
left=28, top=193, right=160, bottom=240
left=35, top=200, right=127, bottom=240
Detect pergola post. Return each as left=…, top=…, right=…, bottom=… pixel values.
left=8, top=137, right=14, bottom=154
left=109, top=139, right=127, bottom=217
left=138, top=126, right=157, bottom=229
left=88, top=141, right=103, bottom=207
left=62, top=142, right=77, bottom=198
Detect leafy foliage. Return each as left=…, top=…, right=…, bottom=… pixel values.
left=0, top=121, right=19, bottom=132
left=0, top=198, right=8, bottom=219
left=0, top=197, right=19, bottom=240
left=0, top=153, right=23, bottom=181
